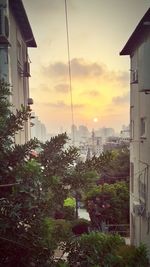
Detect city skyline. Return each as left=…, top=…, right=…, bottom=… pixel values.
left=31, top=111, right=128, bottom=137
left=23, top=0, right=150, bottom=133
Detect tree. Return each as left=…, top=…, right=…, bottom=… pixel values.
left=38, top=133, right=79, bottom=216
left=84, top=147, right=129, bottom=184
left=66, top=232, right=125, bottom=267
left=85, top=181, right=129, bottom=228
left=0, top=80, right=148, bottom=267
left=65, top=160, right=98, bottom=218
left=0, top=80, right=38, bottom=187
left=0, top=81, right=63, bottom=265
left=65, top=232, right=149, bottom=267
left=105, top=146, right=129, bottom=180
left=0, top=80, right=82, bottom=265
left=0, top=81, right=51, bottom=265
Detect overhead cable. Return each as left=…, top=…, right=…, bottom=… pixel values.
left=64, top=0, right=75, bottom=145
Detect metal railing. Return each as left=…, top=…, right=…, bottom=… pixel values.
left=102, top=223, right=130, bottom=236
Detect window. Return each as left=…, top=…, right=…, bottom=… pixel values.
left=139, top=180, right=146, bottom=200
left=0, top=9, right=2, bottom=36
left=130, top=120, right=134, bottom=139
left=4, top=47, right=8, bottom=64
left=130, top=213, right=135, bottom=244
left=140, top=117, right=146, bottom=137
left=17, top=40, right=24, bottom=75
left=130, top=162, right=134, bottom=193
left=131, top=69, right=138, bottom=84
left=17, top=40, right=22, bottom=63
left=22, top=42, right=27, bottom=62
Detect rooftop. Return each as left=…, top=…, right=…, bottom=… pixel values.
left=120, top=8, right=150, bottom=55
left=9, top=0, right=37, bottom=47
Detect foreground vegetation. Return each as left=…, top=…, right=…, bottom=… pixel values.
left=65, top=232, right=149, bottom=267
left=0, top=80, right=149, bottom=266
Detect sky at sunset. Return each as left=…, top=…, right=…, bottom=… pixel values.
left=23, top=0, right=150, bottom=134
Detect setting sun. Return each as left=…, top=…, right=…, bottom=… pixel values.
left=93, top=117, right=98, bottom=123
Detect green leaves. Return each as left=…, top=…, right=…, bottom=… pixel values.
left=41, top=217, right=72, bottom=251
left=85, top=147, right=129, bottom=182
left=117, top=243, right=149, bottom=267
left=65, top=233, right=149, bottom=267
left=39, top=133, right=79, bottom=178
left=0, top=80, right=47, bottom=265
left=66, top=232, right=125, bottom=267
left=85, top=181, right=129, bottom=225
left=0, top=82, right=80, bottom=265
left=0, top=80, right=134, bottom=266
left=64, top=197, right=76, bottom=208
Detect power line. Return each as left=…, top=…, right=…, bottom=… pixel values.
left=64, top=0, right=75, bottom=145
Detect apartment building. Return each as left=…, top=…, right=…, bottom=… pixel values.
left=0, top=0, right=36, bottom=144
left=120, top=8, right=150, bottom=253
left=31, top=113, right=47, bottom=143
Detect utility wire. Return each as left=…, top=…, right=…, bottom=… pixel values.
left=64, top=0, right=75, bottom=145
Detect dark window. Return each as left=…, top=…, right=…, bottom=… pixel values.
left=140, top=117, right=146, bottom=137
left=130, top=162, right=134, bottom=193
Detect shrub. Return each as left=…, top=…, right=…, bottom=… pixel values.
left=117, top=244, right=149, bottom=267
left=41, top=218, right=72, bottom=250
left=63, top=206, right=75, bottom=220
left=64, top=197, right=76, bottom=208
left=66, top=232, right=124, bottom=267
left=71, top=218, right=90, bottom=236
left=65, top=233, right=149, bottom=267
left=55, top=260, right=69, bottom=267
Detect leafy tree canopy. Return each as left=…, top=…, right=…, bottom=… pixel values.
left=85, top=181, right=129, bottom=225
left=0, top=81, right=79, bottom=265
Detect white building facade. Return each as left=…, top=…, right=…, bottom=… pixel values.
left=120, top=9, right=150, bottom=254
left=31, top=113, right=47, bottom=143
left=0, top=0, right=36, bottom=144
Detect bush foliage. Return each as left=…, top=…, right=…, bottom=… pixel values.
left=0, top=81, right=149, bottom=266
left=65, top=232, right=149, bottom=267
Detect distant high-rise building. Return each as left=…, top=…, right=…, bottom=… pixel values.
left=71, top=124, right=78, bottom=142
left=31, top=113, right=47, bottom=142
left=87, top=129, right=103, bottom=156
left=86, top=147, right=91, bottom=160
left=120, top=125, right=130, bottom=140
left=78, top=125, right=89, bottom=139
left=96, top=127, right=115, bottom=138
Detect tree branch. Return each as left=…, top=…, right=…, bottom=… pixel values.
left=0, top=183, right=19, bottom=188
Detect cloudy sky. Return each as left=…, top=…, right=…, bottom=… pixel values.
left=23, top=0, right=150, bottom=134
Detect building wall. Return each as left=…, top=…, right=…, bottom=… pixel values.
left=0, top=0, right=9, bottom=81
left=0, top=0, right=32, bottom=144
left=130, top=36, right=150, bottom=251
left=0, top=46, right=9, bottom=81
left=9, top=7, right=30, bottom=144
left=31, top=114, right=47, bottom=143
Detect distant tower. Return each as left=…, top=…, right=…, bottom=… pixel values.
left=86, top=147, right=91, bottom=160
left=92, top=129, right=96, bottom=156
left=71, top=124, right=77, bottom=143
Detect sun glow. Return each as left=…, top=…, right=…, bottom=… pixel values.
left=93, top=117, right=98, bottom=123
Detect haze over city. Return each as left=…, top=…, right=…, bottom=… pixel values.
left=23, top=0, right=150, bottom=134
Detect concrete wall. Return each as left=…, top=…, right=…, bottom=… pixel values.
left=0, top=0, right=31, bottom=144
left=9, top=8, right=30, bottom=144
left=130, top=36, right=150, bottom=252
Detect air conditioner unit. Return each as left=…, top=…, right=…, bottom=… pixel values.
left=132, top=70, right=138, bottom=84
left=133, top=202, right=145, bottom=216
left=24, top=62, right=30, bottom=77
left=28, top=98, right=33, bottom=105
left=0, top=7, right=9, bottom=44
left=30, top=122, right=34, bottom=127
